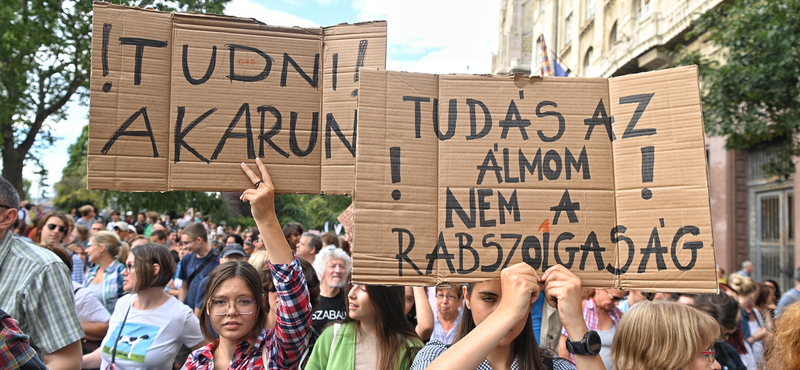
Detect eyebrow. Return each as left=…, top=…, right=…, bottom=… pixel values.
left=477, top=291, right=499, bottom=298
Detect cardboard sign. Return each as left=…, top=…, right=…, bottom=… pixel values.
left=352, top=67, right=717, bottom=292
left=88, top=3, right=386, bottom=194
left=337, top=204, right=355, bottom=242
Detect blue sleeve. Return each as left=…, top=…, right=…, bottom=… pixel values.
left=177, top=255, right=189, bottom=280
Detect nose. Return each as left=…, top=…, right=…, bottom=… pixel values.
left=227, top=302, right=239, bottom=316
left=348, top=286, right=358, bottom=300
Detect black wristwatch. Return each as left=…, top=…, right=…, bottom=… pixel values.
left=566, top=330, right=602, bottom=356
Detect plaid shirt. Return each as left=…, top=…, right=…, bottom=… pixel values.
left=0, top=231, right=84, bottom=354
left=83, top=260, right=125, bottom=313
left=69, top=250, right=84, bottom=284
left=0, top=309, right=47, bottom=370
left=184, top=256, right=311, bottom=370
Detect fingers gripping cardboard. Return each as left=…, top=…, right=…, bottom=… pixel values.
left=352, top=67, right=717, bottom=292
left=88, top=3, right=386, bottom=194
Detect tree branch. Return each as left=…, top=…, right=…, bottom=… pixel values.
left=18, top=70, right=84, bottom=155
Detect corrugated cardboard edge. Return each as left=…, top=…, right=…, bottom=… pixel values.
left=91, top=2, right=386, bottom=194
left=608, top=65, right=718, bottom=293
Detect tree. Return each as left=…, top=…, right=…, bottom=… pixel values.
left=0, top=0, right=230, bottom=199
left=274, top=194, right=351, bottom=231
left=677, top=0, right=800, bottom=177
left=53, top=125, right=104, bottom=211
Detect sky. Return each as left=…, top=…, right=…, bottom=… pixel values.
left=25, top=0, right=500, bottom=200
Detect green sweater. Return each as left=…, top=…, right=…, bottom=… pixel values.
left=305, top=321, right=422, bottom=370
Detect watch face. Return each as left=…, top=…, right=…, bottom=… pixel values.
left=587, top=331, right=602, bottom=354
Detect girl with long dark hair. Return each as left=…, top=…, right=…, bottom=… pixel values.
left=305, top=285, right=424, bottom=370
left=411, top=264, right=604, bottom=370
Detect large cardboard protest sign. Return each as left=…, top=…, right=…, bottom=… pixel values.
left=88, top=3, right=386, bottom=193
left=353, top=67, right=717, bottom=292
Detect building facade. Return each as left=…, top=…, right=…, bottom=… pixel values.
left=493, top=0, right=800, bottom=289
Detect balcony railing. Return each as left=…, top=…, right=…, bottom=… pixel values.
left=596, top=0, right=723, bottom=77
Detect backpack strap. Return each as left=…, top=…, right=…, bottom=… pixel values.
left=328, top=323, right=342, bottom=358
left=186, top=249, right=219, bottom=286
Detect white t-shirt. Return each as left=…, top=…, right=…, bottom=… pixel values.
left=72, top=281, right=111, bottom=323
left=100, top=294, right=204, bottom=369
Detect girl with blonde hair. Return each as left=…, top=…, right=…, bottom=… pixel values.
left=763, top=302, right=800, bottom=370
left=611, top=301, right=721, bottom=370
left=728, top=273, right=771, bottom=363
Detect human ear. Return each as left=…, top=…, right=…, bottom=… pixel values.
left=462, top=286, right=471, bottom=310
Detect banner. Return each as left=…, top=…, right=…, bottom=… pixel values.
left=88, top=3, right=386, bottom=194
left=352, top=67, right=717, bottom=292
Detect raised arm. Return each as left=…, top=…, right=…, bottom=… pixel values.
left=414, top=287, right=434, bottom=340
left=239, top=158, right=293, bottom=265
left=541, top=265, right=605, bottom=370
left=423, top=263, right=539, bottom=370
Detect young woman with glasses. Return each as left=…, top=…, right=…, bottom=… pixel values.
left=183, top=158, right=312, bottom=370
left=83, top=231, right=127, bottom=313
left=81, top=243, right=206, bottom=369
left=611, top=301, right=721, bottom=370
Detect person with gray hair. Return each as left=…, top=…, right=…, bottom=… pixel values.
left=736, top=260, right=754, bottom=278
left=0, top=176, right=84, bottom=369
left=310, top=245, right=351, bottom=335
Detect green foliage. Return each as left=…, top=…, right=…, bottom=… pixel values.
left=229, top=215, right=257, bottom=229
left=675, top=0, right=800, bottom=178
left=0, top=0, right=231, bottom=195
left=108, top=191, right=229, bottom=222
left=274, top=194, right=352, bottom=231
left=54, top=125, right=105, bottom=210
left=21, top=178, right=31, bottom=200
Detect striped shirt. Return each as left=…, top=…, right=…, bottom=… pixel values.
left=0, top=230, right=84, bottom=354
left=68, top=250, right=84, bottom=284
left=83, top=260, right=125, bottom=313
left=410, top=340, right=576, bottom=370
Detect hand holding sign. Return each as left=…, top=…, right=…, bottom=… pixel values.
left=496, top=263, right=542, bottom=323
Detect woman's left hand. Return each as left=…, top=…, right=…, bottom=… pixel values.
left=542, top=264, right=585, bottom=335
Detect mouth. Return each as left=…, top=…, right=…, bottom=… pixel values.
left=348, top=304, right=359, bottom=310
left=222, top=321, right=241, bottom=329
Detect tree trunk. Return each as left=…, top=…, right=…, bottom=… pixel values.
left=1, top=148, right=25, bottom=200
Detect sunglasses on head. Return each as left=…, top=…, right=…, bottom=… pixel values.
left=46, top=224, right=67, bottom=233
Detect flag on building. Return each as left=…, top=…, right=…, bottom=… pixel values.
left=540, top=37, right=569, bottom=77
left=540, top=37, right=552, bottom=76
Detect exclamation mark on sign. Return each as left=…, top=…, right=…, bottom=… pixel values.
left=390, top=147, right=401, bottom=201
left=641, top=146, right=654, bottom=200
left=351, top=40, right=368, bottom=97
left=102, top=23, right=113, bottom=93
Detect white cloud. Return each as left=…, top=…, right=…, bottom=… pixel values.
left=225, top=0, right=318, bottom=28
left=353, top=0, right=500, bottom=74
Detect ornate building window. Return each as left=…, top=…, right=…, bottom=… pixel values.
left=565, top=14, right=573, bottom=45
left=583, top=47, right=593, bottom=77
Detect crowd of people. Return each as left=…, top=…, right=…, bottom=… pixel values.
left=1, top=160, right=799, bottom=370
